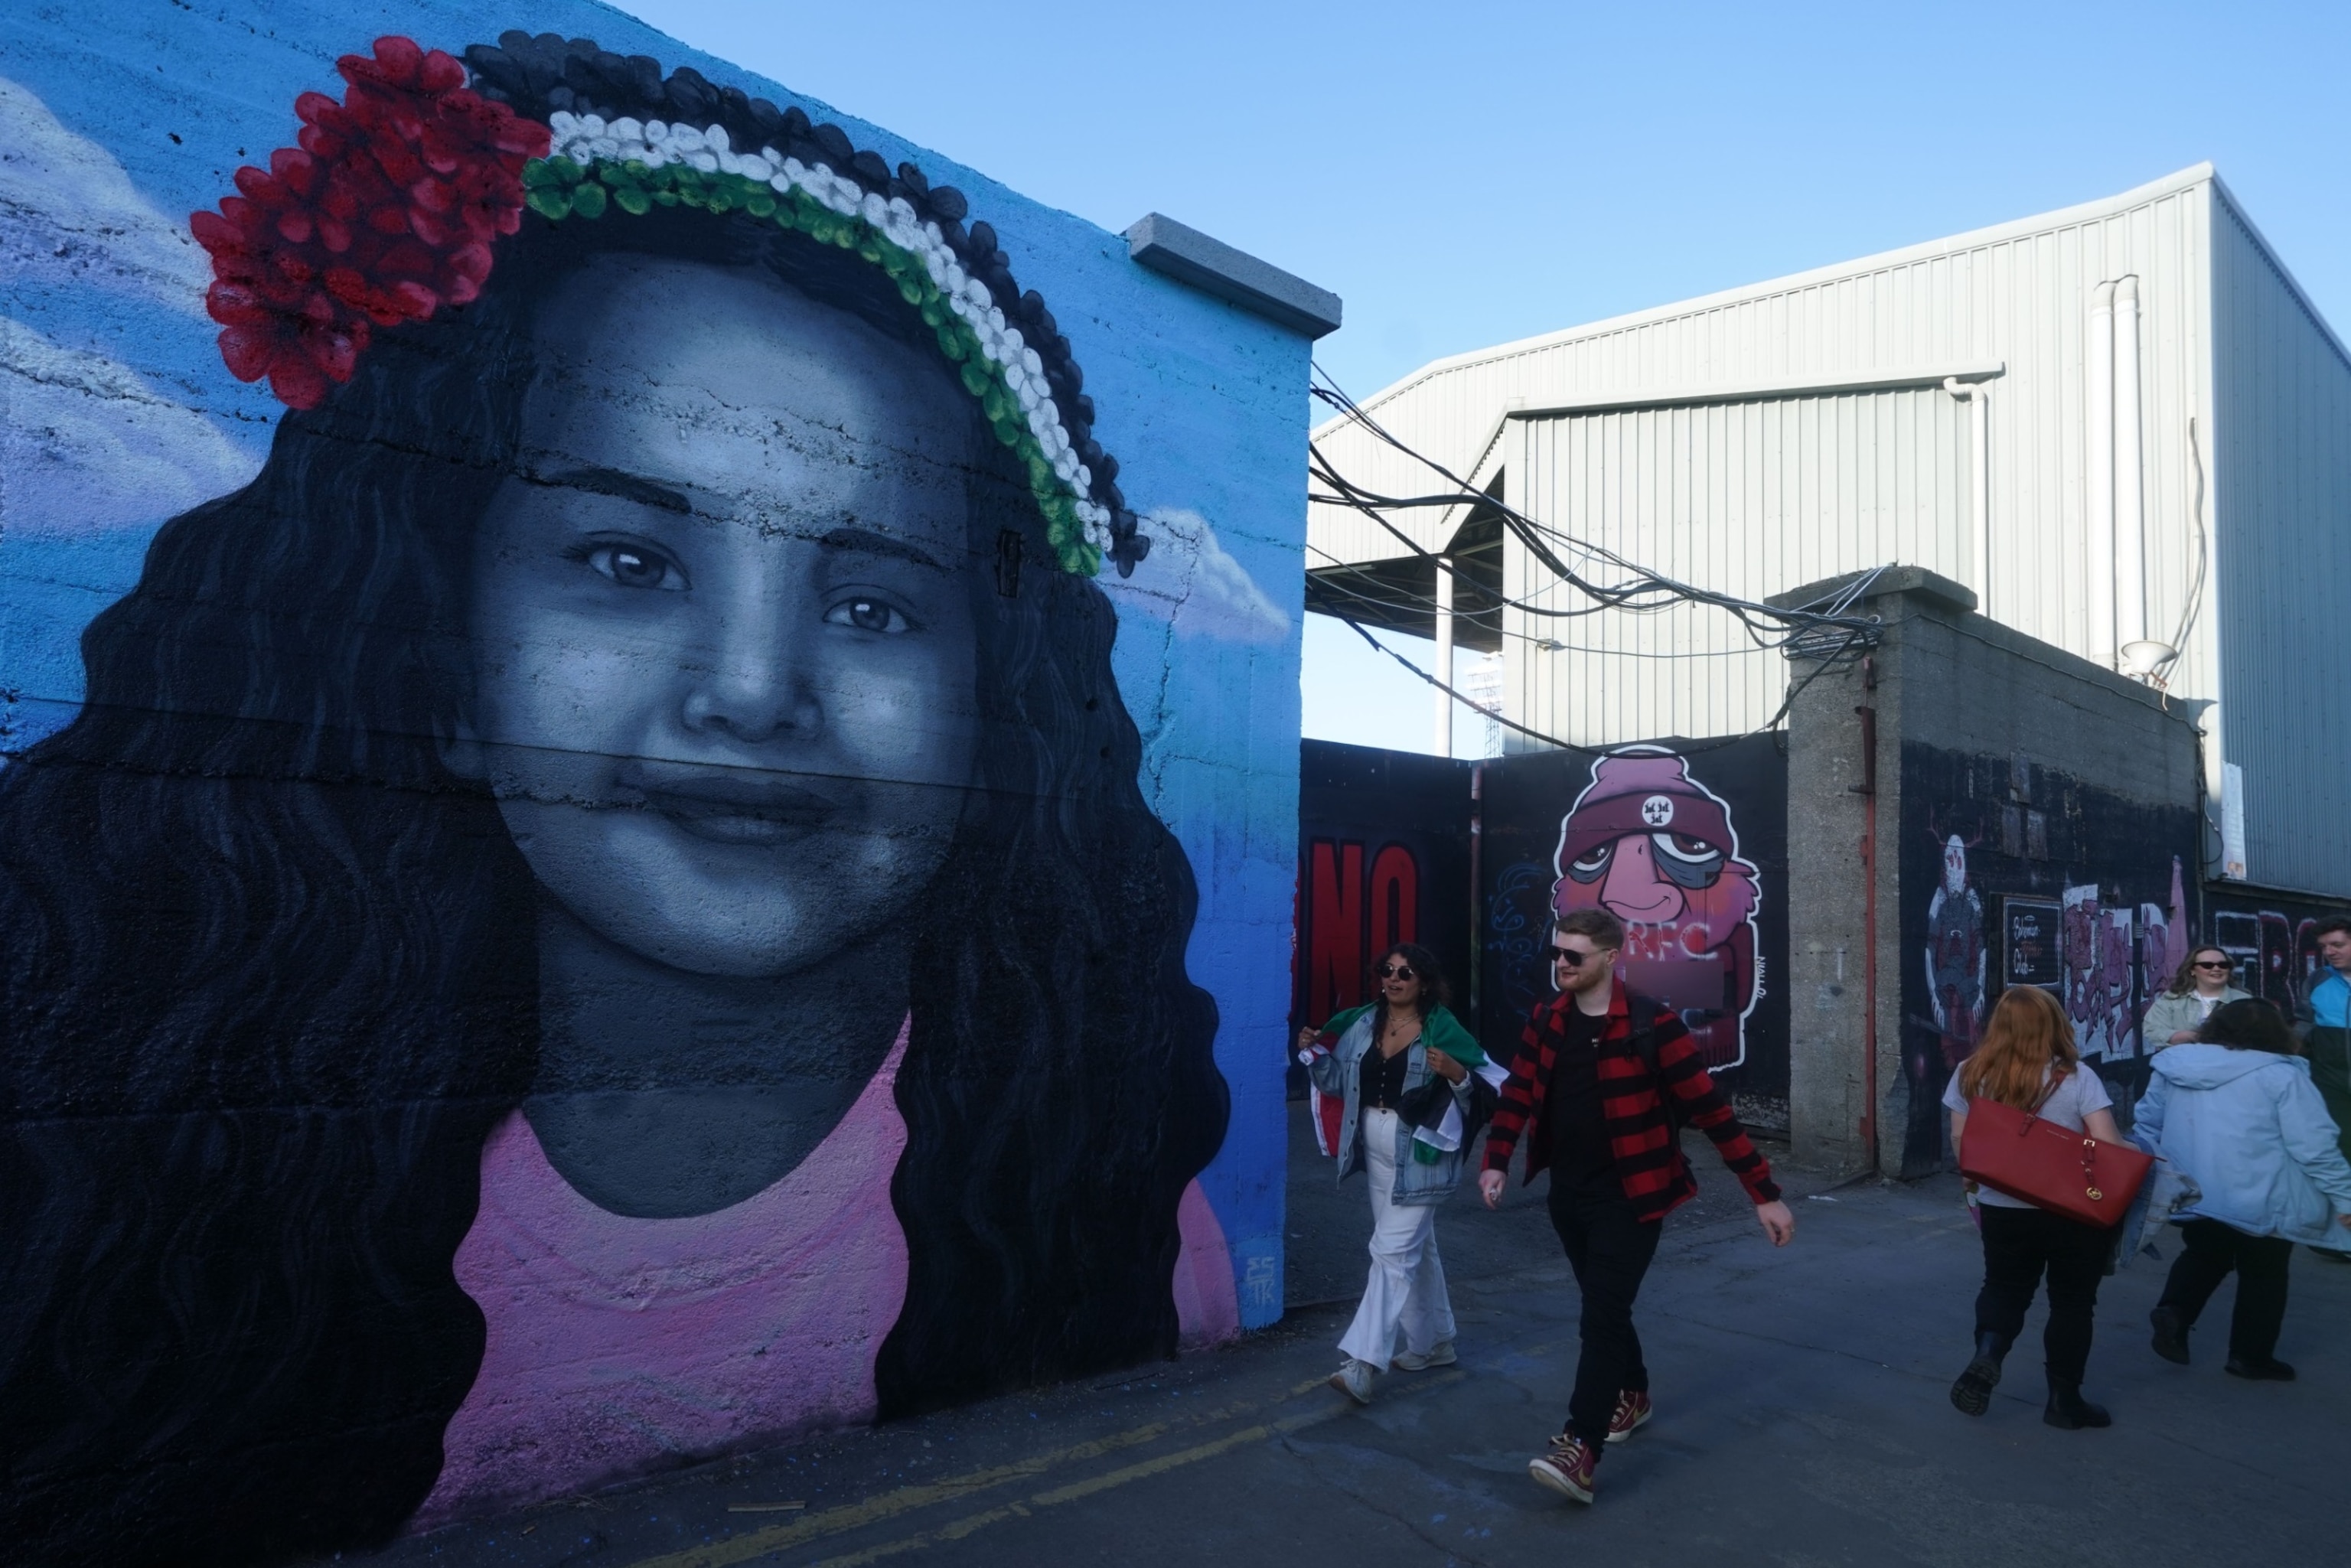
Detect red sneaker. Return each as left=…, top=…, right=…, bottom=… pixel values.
left=1606, top=1389, right=1652, bottom=1443
left=1527, top=1431, right=1599, bottom=1504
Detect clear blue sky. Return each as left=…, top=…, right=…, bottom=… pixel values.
left=614, top=0, right=2351, bottom=752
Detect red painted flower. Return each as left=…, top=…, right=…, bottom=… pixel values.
left=191, top=36, right=551, bottom=409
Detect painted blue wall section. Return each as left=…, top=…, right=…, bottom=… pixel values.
left=0, top=2, right=1303, bottom=1554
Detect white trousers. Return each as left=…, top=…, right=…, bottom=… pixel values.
left=1337, top=1108, right=1456, bottom=1368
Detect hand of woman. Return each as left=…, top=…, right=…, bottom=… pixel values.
left=1296, top=1025, right=1319, bottom=1053
left=1427, top=1048, right=1468, bottom=1084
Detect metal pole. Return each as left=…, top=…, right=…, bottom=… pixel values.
left=1433, top=555, right=1454, bottom=757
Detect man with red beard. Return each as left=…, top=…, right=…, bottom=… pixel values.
left=1550, top=748, right=1762, bottom=1067
left=1482, top=906, right=1794, bottom=1507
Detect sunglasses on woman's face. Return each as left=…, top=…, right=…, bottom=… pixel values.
left=1377, top=963, right=1417, bottom=980
left=2195, top=960, right=2232, bottom=971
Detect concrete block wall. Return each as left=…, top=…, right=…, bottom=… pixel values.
left=1784, top=568, right=2203, bottom=1176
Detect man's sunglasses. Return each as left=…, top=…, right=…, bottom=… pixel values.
left=1377, top=962, right=1417, bottom=980
left=1549, top=945, right=1603, bottom=967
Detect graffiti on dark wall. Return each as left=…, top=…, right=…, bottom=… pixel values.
left=1292, top=742, right=1472, bottom=1143
left=2204, top=886, right=2346, bottom=1011
left=0, top=19, right=1310, bottom=1561
left=1479, top=735, right=1789, bottom=1100
left=1898, top=744, right=2197, bottom=1177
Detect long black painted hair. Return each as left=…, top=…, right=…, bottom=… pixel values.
left=0, top=36, right=1225, bottom=1566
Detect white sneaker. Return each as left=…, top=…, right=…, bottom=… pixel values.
left=1328, top=1358, right=1374, bottom=1404
left=1391, top=1341, right=1458, bottom=1371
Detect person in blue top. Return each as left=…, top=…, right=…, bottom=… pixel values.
left=2291, top=916, right=2351, bottom=1264
left=2141, top=999, right=2351, bottom=1380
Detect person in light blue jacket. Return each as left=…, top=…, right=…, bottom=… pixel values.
left=2139, top=999, right=2351, bottom=1381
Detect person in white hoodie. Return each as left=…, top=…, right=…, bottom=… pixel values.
left=2138, top=999, right=2351, bottom=1381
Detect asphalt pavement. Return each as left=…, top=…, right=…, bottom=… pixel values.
left=354, top=1104, right=2351, bottom=1568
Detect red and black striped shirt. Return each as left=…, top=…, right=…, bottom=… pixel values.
left=1482, top=981, right=1781, bottom=1222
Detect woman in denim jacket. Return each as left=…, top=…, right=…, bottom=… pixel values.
left=1296, top=944, right=1489, bottom=1404
left=2141, top=946, right=2251, bottom=1051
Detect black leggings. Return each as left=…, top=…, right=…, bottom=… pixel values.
left=1974, top=1205, right=2113, bottom=1384
left=2157, top=1219, right=2293, bottom=1362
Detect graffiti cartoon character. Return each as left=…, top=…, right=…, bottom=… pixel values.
left=0, top=37, right=1233, bottom=1559
left=1550, top=747, right=1762, bottom=1068
left=1923, top=833, right=1987, bottom=1071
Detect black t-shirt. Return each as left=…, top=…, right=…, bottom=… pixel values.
left=1546, top=1007, right=1617, bottom=1196
left=1361, top=1036, right=1411, bottom=1110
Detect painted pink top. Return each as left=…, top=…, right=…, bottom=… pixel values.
left=417, top=1019, right=1235, bottom=1526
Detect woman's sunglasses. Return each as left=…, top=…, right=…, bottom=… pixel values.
left=2194, top=959, right=2232, bottom=971
left=1376, top=962, right=1417, bottom=980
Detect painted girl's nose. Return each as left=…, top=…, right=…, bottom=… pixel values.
left=679, top=588, right=823, bottom=745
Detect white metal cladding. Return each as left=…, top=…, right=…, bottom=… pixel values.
left=2209, top=186, right=2351, bottom=894
left=1502, top=389, right=1968, bottom=745
left=1313, top=166, right=2217, bottom=673
left=1313, top=168, right=2252, bottom=810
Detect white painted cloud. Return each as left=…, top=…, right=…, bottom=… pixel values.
left=1103, top=507, right=1292, bottom=643
left=1, top=318, right=259, bottom=534
left=0, top=75, right=209, bottom=312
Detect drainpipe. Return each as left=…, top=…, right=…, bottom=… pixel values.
left=2086, top=281, right=2118, bottom=663
left=1852, top=654, right=1880, bottom=1175
left=1433, top=555, right=1455, bottom=756
left=2112, top=275, right=2145, bottom=648
left=1942, top=377, right=1992, bottom=614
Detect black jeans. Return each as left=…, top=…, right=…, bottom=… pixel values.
left=1550, top=1184, right=1663, bottom=1446
left=1974, top=1204, right=2113, bottom=1384
left=2157, top=1219, right=2294, bottom=1362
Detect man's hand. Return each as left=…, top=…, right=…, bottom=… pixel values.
left=1755, top=1199, right=1795, bottom=1247
left=1479, top=1169, right=1506, bottom=1209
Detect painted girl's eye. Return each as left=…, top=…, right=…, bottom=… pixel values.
left=1566, top=843, right=1613, bottom=883
left=1652, top=831, right=1724, bottom=889
left=583, top=542, right=686, bottom=591
left=825, top=596, right=915, bottom=634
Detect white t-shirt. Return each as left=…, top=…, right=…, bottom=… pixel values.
left=1942, top=1064, right=2116, bottom=1210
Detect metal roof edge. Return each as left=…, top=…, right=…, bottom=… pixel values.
left=2205, top=173, right=2351, bottom=376
left=1315, top=163, right=2221, bottom=438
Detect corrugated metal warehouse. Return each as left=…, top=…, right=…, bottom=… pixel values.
left=1308, top=164, right=2351, bottom=898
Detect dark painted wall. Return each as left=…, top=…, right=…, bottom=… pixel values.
left=1896, top=743, right=2199, bottom=1177
left=1479, top=736, right=1791, bottom=1117
left=2203, top=882, right=2350, bottom=1012
left=1292, top=742, right=1474, bottom=1075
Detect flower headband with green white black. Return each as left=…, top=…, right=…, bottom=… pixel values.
left=191, top=34, right=1147, bottom=578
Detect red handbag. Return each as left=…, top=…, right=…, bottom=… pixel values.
left=1958, top=1083, right=2153, bottom=1227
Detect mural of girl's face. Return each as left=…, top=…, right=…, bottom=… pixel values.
left=455, top=255, right=982, bottom=978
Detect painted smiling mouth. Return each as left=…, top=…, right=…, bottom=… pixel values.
left=635, top=776, right=840, bottom=846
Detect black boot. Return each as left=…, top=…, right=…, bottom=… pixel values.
left=2148, top=1305, right=2190, bottom=1365
left=2043, top=1377, right=2111, bottom=1429
left=1949, top=1331, right=2010, bottom=1416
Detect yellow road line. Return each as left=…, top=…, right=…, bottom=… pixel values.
left=801, top=1371, right=1467, bottom=1568
left=806, top=1411, right=1332, bottom=1568
left=622, top=1375, right=1332, bottom=1568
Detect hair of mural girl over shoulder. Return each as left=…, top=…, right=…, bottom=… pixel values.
left=0, top=33, right=1225, bottom=1564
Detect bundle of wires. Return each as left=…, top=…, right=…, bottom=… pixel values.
left=1306, top=364, right=1884, bottom=755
